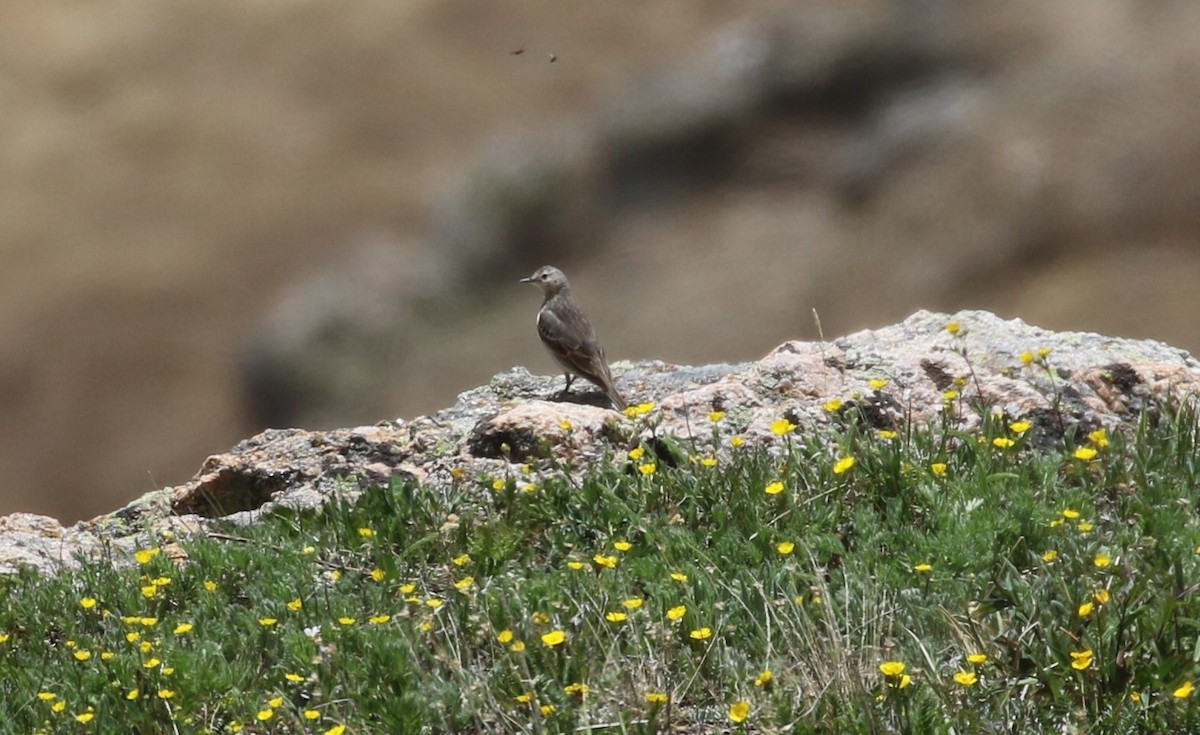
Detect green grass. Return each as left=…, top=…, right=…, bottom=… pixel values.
left=5, top=398, right=1200, bottom=734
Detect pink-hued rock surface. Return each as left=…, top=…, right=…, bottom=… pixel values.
left=3, top=310, right=1196, bottom=575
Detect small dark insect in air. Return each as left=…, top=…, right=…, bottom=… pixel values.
left=548, top=53, right=557, bottom=63
left=510, top=47, right=525, bottom=56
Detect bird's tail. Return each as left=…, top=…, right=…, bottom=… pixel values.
left=607, top=386, right=628, bottom=412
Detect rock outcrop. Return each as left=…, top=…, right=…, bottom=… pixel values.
left=4, top=310, right=1198, bottom=574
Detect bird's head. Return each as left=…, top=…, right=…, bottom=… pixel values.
left=520, top=265, right=570, bottom=295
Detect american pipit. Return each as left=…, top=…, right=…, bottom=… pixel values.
left=521, top=265, right=627, bottom=411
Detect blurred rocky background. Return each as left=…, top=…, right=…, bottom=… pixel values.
left=3, top=0, right=1199, bottom=522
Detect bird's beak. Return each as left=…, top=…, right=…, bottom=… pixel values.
left=520, top=276, right=533, bottom=283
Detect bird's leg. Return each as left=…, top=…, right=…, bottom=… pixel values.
left=557, top=373, right=575, bottom=399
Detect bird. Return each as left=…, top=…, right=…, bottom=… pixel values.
left=521, top=265, right=627, bottom=411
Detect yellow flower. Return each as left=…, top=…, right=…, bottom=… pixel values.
left=338, top=616, right=357, bottom=626
left=559, top=419, right=572, bottom=431
left=497, top=629, right=514, bottom=643
left=285, top=673, right=305, bottom=682
left=1094, top=553, right=1112, bottom=568
left=452, top=553, right=471, bottom=566
left=833, top=456, right=856, bottom=474
left=75, top=713, right=95, bottom=723
left=823, top=398, right=843, bottom=412
left=491, top=478, right=506, bottom=491
left=594, top=554, right=618, bottom=569
left=770, top=418, right=797, bottom=435
left=754, top=670, right=773, bottom=687
left=1062, top=508, right=1080, bottom=519
left=930, top=463, right=947, bottom=476
left=708, top=411, right=726, bottom=422
left=944, top=389, right=960, bottom=401
left=566, top=560, right=586, bottom=571
left=304, top=710, right=320, bottom=720
left=173, top=623, right=193, bottom=635
left=646, top=691, right=669, bottom=704
left=879, top=661, right=906, bottom=677
left=667, top=605, right=687, bottom=621
left=204, top=580, right=218, bottom=591
left=564, top=682, right=590, bottom=696
left=1020, top=350, right=1035, bottom=364
left=765, top=481, right=785, bottom=495
left=141, top=585, right=158, bottom=598
left=605, top=611, right=628, bottom=623
left=134, top=548, right=160, bottom=564
left=670, top=572, right=688, bottom=582
left=638, top=462, right=657, bottom=475
left=357, top=527, right=375, bottom=538
left=1078, top=601, right=1094, bottom=617
left=954, top=671, right=978, bottom=686
left=1094, top=589, right=1111, bottom=604
left=730, top=436, right=745, bottom=448
left=80, top=597, right=97, bottom=609
left=1088, top=428, right=1109, bottom=447
left=531, top=612, right=551, bottom=624
left=1038, top=347, right=1052, bottom=357
left=689, top=627, right=712, bottom=640
left=992, top=437, right=1015, bottom=449
left=399, top=583, right=417, bottom=594
left=425, top=598, right=444, bottom=609
left=454, top=576, right=475, bottom=591
left=126, top=689, right=140, bottom=700
left=869, top=378, right=889, bottom=390
left=614, top=541, right=633, bottom=552
left=777, top=541, right=795, bottom=555
left=541, top=630, right=566, bottom=647
left=1074, top=447, right=1097, bottom=460
left=73, top=651, right=91, bottom=661
left=1070, top=649, right=1093, bottom=670
left=257, top=709, right=275, bottom=721
left=370, top=568, right=386, bottom=582
left=879, top=430, right=898, bottom=440
left=1009, top=420, right=1032, bottom=434
left=700, top=457, right=718, bottom=467
left=728, top=700, right=750, bottom=723
left=913, top=563, right=933, bottom=573
left=515, top=692, right=534, bottom=704
left=967, top=653, right=988, bottom=664
left=628, top=447, right=646, bottom=460
left=511, top=640, right=526, bottom=652
left=539, top=704, right=555, bottom=716
left=287, top=598, right=303, bottom=611
left=945, top=321, right=961, bottom=335
left=1042, top=550, right=1058, bottom=562
left=1078, top=522, right=1094, bottom=532
left=622, top=597, right=644, bottom=609
left=325, top=726, right=347, bottom=735
left=1175, top=681, right=1195, bottom=699
left=37, top=692, right=56, bottom=701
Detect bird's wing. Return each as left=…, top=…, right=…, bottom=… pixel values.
left=537, top=302, right=597, bottom=355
